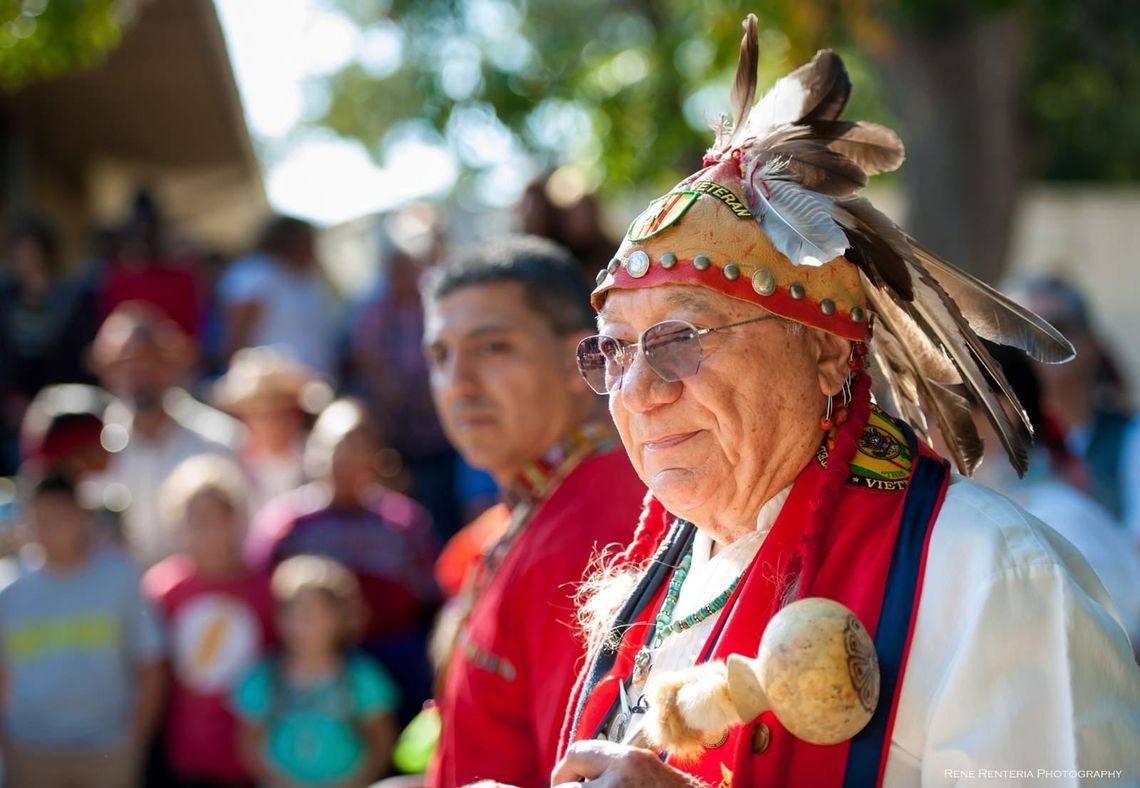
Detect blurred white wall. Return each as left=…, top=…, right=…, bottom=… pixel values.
left=867, top=184, right=1140, bottom=404
left=1007, top=186, right=1140, bottom=404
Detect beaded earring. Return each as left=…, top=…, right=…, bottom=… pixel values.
left=820, top=395, right=835, bottom=431
left=822, top=344, right=867, bottom=431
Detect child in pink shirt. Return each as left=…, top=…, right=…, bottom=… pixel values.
left=144, top=454, right=274, bottom=787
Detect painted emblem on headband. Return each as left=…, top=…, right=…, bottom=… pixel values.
left=627, top=180, right=754, bottom=243
left=627, top=190, right=699, bottom=242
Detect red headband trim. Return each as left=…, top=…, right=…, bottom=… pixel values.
left=594, top=258, right=868, bottom=342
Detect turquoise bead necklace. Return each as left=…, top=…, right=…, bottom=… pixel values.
left=631, top=543, right=744, bottom=682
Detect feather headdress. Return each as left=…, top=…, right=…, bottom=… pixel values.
left=591, top=14, right=1073, bottom=476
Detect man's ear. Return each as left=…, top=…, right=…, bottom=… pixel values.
left=562, top=330, right=593, bottom=394
left=813, top=331, right=852, bottom=397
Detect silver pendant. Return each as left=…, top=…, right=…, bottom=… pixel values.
left=609, top=712, right=629, bottom=742
left=611, top=679, right=650, bottom=743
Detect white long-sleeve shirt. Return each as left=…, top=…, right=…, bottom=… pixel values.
left=92, top=391, right=242, bottom=567
left=629, top=476, right=1140, bottom=786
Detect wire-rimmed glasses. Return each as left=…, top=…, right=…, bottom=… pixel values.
left=575, top=315, right=778, bottom=395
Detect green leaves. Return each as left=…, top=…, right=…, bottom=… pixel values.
left=0, top=0, right=127, bottom=91
left=313, top=0, right=883, bottom=197
left=307, top=0, right=1140, bottom=198
left=1029, top=0, right=1140, bottom=181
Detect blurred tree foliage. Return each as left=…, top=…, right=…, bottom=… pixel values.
left=0, top=0, right=129, bottom=91
left=317, top=0, right=897, bottom=196
left=316, top=0, right=1140, bottom=191
left=1029, top=0, right=1140, bottom=181
left=314, top=0, right=1140, bottom=278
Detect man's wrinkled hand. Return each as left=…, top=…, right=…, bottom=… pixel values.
left=551, top=740, right=701, bottom=787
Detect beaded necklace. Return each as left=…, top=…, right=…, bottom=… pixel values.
left=631, top=541, right=744, bottom=682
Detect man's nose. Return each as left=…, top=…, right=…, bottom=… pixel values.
left=619, top=346, right=680, bottom=413
left=434, top=348, right=481, bottom=399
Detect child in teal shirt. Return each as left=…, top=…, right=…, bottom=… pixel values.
left=233, top=556, right=398, bottom=787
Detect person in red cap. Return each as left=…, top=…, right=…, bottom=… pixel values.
left=421, top=236, right=645, bottom=788
left=18, top=384, right=112, bottom=478
left=551, top=16, right=1140, bottom=787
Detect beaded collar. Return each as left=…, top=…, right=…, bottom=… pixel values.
left=500, top=419, right=619, bottom=511
left=478, top=419, right=620, bottom=588
left=435, top=419, right=621, bottom=684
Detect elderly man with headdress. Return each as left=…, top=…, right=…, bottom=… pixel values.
left=550, top=17, right=1140, bottom=787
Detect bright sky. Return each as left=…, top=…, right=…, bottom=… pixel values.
left=214, top=0, right=458, bottom=226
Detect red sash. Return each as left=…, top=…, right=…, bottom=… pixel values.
left=565, top=410, right=950, bottom=786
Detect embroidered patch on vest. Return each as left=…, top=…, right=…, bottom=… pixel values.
left=816, top=407, right=915, bottom=490
left=461, top=636, right=517, bottom=681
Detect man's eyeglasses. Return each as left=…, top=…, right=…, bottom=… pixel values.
left=575, top=315, right=779, bottom=395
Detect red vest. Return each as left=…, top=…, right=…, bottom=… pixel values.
left=430, top=447, right=645, bottom=788
left=564, top=409, right=950, bottom=787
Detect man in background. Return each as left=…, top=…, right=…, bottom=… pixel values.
left=421, top=236, right=644, bottom=787
left=91, top=302, right=240, bottom=566
left=220, top=216, right=337, bottom=377
left=1011, top=276, right=1140, bottom=542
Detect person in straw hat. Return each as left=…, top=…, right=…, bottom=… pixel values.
left=549, top=15, right=1140, bottom=787
left=214, top=346, right=331, bottom=515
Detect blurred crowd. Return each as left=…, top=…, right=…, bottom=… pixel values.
left=0, top=177, right=1137, bottom=787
